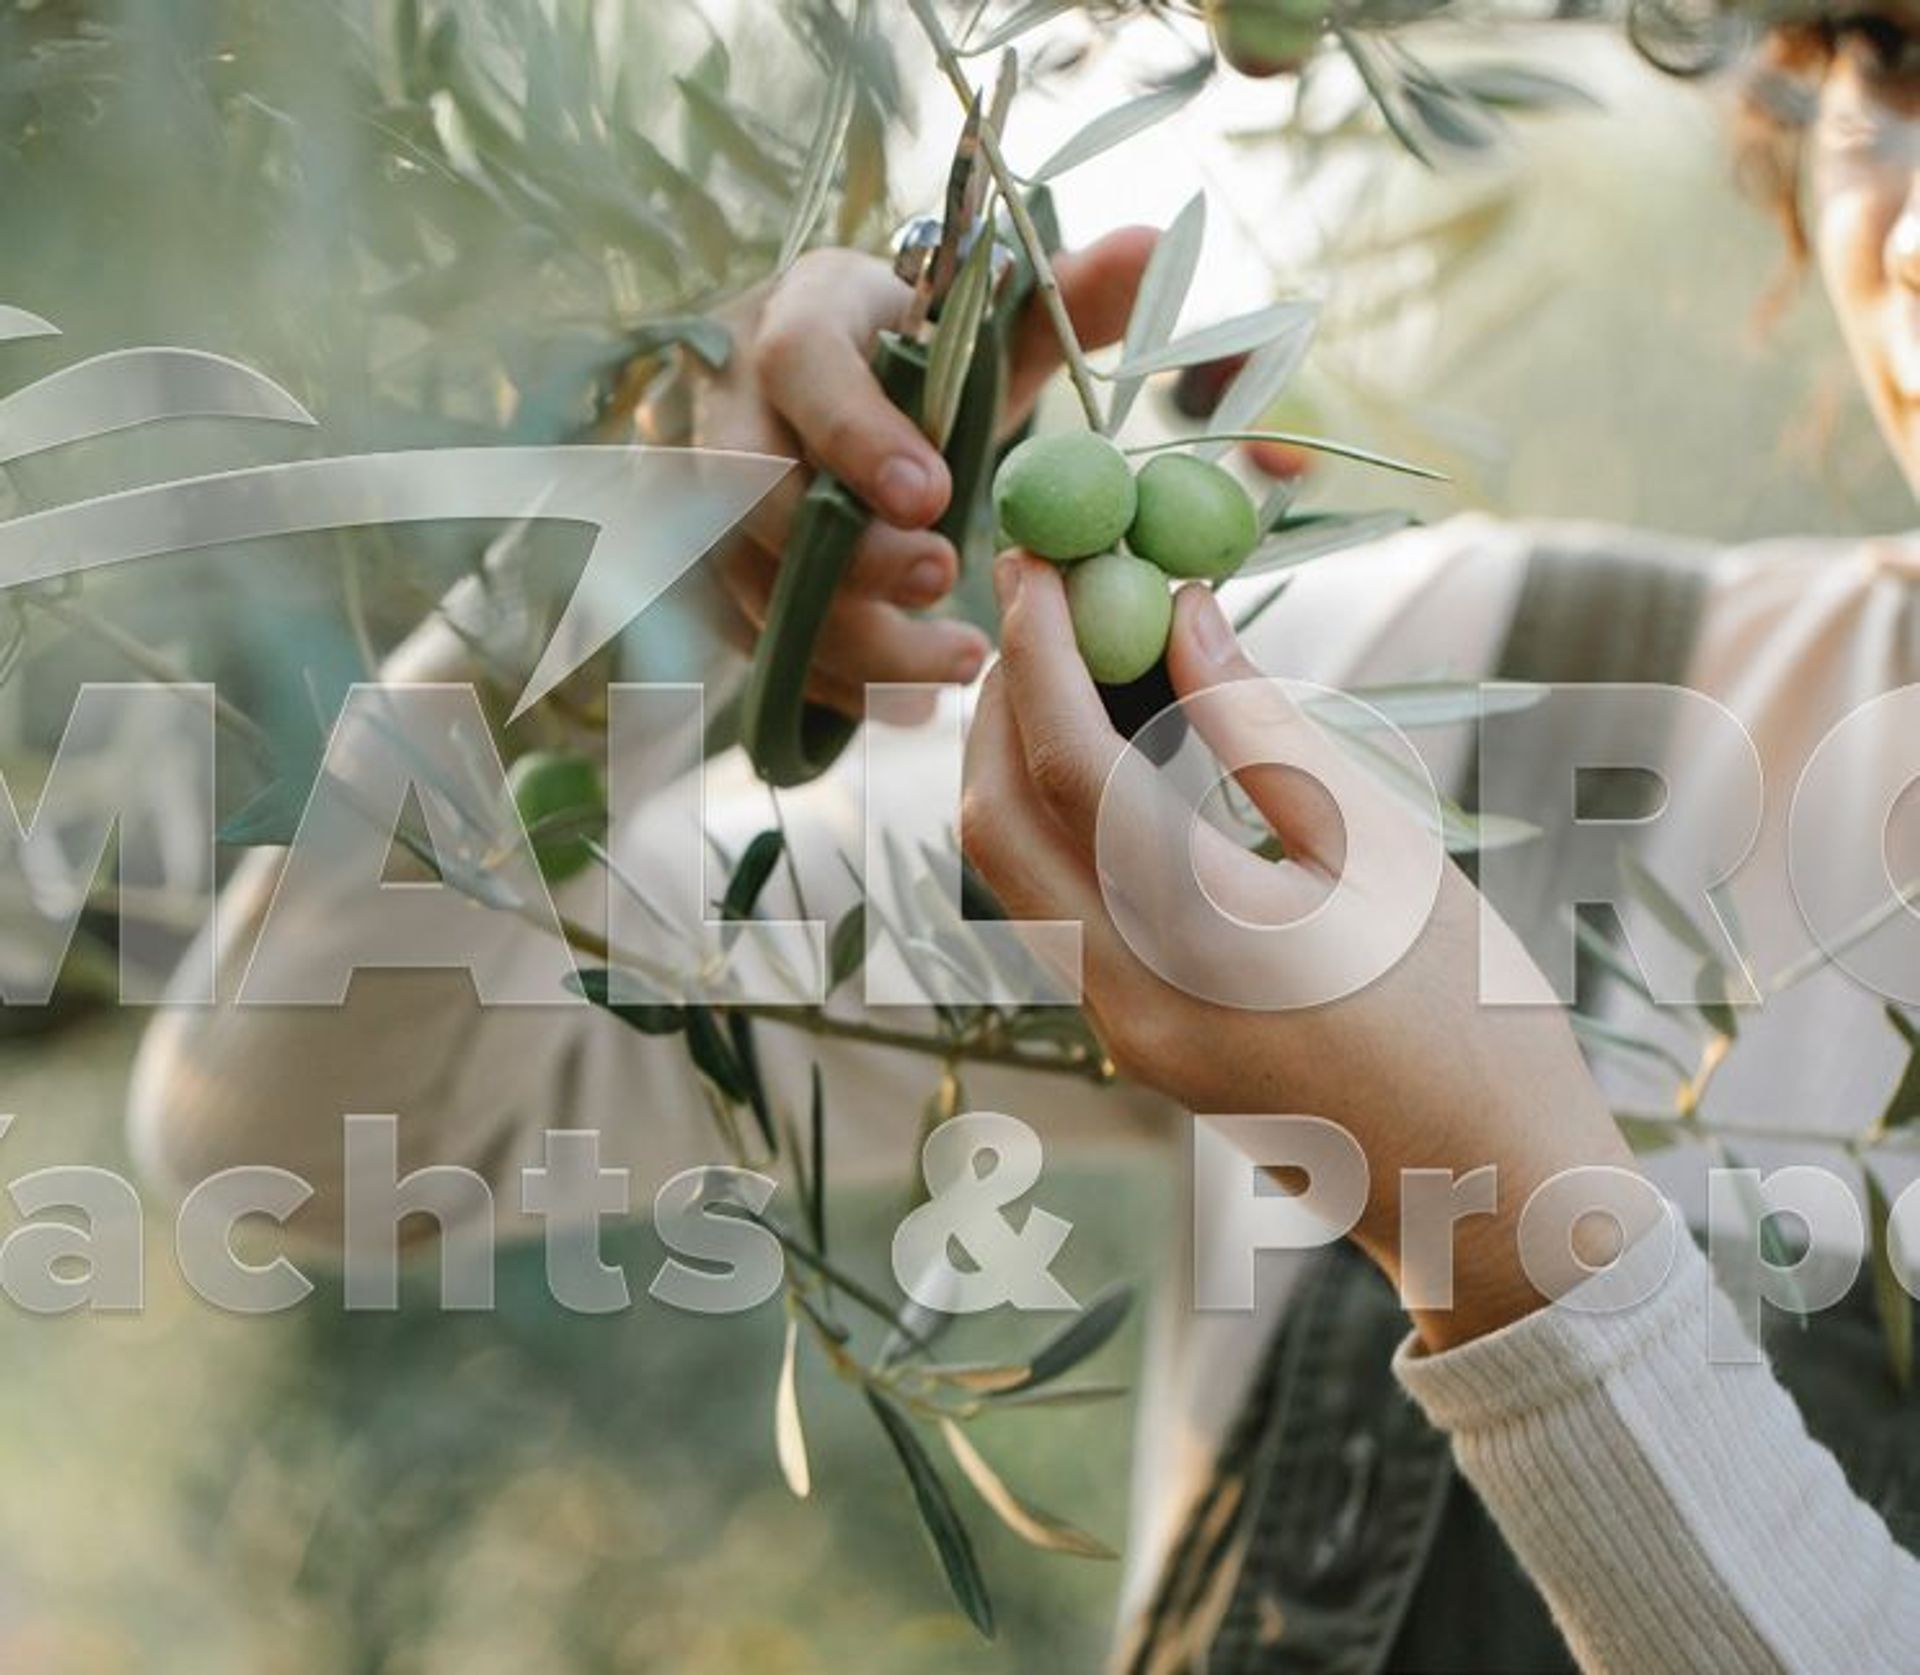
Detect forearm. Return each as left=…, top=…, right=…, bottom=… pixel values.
left=1396, top=1200, right=1920, bottom=1673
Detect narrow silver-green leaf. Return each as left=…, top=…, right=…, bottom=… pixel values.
left=1714, top=1140, right=1808, bottom=1319
left=961, top=0, right=1078, bottom=55
left=866, top=1392, right=995, bottom=1638
left=1130, top=428, right=1446, bottom=482
left=1012, top=1281, right=1132, bottom=1391
left=1614, top=1110, right=1685, bottom=1155
left=1308, top=680, right=1546, bottom=734
left=1108, top=191, right=1206, bottom=431
left=1876, top=1006, right=1920, bottom=1135
left=1571, top=1014, right=1697, bottom=1084
left=1196, top=310, right=1321, bottom=463
left=1620, top=849, right=1719, bottom=964
left=939, top=1418, right=1116, bottom=1559
left=1103, top=302, right=1319, bottom=383
left=924, top=218, right=998, bottom=451
left=1238, top=513, right=1414, bottom=580
left=1447, top=63, right=1602, bottom=113
left=1695, top=960, right=1740, bottom=1041
left=776, top=2, right=864, bottom=273
left=1575, top=917, right=1656, bottom=1007
left=1029, top=76, right=1202, bottom=184
left=829, top=904, right=867, bottom=992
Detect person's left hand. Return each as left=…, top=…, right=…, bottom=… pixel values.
left=961, top=552, right=1646, bottom=1348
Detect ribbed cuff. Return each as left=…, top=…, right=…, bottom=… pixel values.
left=1392, top=1199, right=1701, bottom=1433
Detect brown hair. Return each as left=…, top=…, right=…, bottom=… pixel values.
left=1732, top=25, right=1837, bottom=272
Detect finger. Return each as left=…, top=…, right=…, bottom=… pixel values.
left=991, top=551, right=1127, bottom=844
left=1163, top=583, right=1361, bottom=872
left=728, top=547, right=989, bottom=692
left=1004, top=227, right=1159, bottom=427
left=962, top=668, right=1128, bottom=997
left=757, top=253, right=951, bottom=528
left=844, top=524, right=958, bottom=606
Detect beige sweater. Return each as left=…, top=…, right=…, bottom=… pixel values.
left=130, top=514, right=1920, bottom=1669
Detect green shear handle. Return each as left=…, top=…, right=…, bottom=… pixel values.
left=738, top=297, right=1008, bottom=790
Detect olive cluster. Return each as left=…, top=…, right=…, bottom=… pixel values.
left=992, top=433, right=1259, bottom=685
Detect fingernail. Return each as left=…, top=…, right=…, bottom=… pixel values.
left=1188, top=585, right=1236, bottom=665
left=877, top=456, right=934, bottom=523
left=993, top=555, right=1023, bottom=612
left=905, top=556, right=950, bottom=603
left=952, top=640, right=988, bottom=684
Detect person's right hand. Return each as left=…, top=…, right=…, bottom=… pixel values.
left=962, top=556, right=1649, bottom=1349
left=689, top=233, right=1155, bottom=717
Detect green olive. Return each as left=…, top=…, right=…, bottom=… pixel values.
left=1127, top=453, right=1259, bottom=582
left=1204, top=0, right=1323, bottom=77
left=992, top=432, right=1139, bottom=563
left=1066, top=552, right=1174, bottom=686
left=507, top=751, right=607, bottom=884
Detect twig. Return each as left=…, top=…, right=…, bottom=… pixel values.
left=904, top=0, right=1108, bottom=434
left=24, top=592, right=274, bottom=763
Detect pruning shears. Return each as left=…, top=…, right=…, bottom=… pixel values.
left=740, top=65, right=1048, bottom=789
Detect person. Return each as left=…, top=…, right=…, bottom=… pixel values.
left=132, top=12, right=1920, bottom=1671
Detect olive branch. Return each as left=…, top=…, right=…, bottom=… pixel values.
left=0, top=0, right=1805, bottom=1645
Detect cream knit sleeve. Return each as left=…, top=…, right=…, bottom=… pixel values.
left=1394, top=1201, right=1920, bottom=1673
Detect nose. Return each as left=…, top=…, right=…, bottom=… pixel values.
left=1889, top=174, right=1920, bottom=293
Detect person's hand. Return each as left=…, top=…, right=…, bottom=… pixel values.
left=961, top=553, right=1648, bottom=1348
left=690, top=232, right=1156, bottom=717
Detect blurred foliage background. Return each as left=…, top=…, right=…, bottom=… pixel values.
left=0, top=2, right=1911, bottom=1671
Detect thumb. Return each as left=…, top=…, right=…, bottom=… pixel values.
left=1164, top=583, right=1361, bottom=872
left=1003, top=226, right=1158, bottom=428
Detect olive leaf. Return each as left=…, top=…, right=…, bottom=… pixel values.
left=685, top=1005, right=751, bottom=1105
left=924, top=212, right=999, bottom=452
left=1876, top=1006, right=1920, bottom=1136
left=776, top=1318, right=812, bottom=1498
left=1613, top=1110, right=1685, bottom=1156
left=776, top=0, right=865, bottom=273
left=1108, top=190, right=1206, bottom=432
left=938, top=1418, right=1116, bottom=1559
left=722, top=829, right=785, bottom=924
left=567, top=968, right=687, bottom=1036
left=1865, top=1167, right=1914, bottom=1393
left=1305, top=680, right=1545, bottom=734
left=1575, top=915, right=1656, bottom=1008
left=1570, top=1014, right=1697, bottom=1084
left=1619, top=850, right=1721, bottom=966
left=1134, top=428, right=1445, bottom=482
left=1102, top=301, right=1319, bottom=384
left=216, top=775, right=309, bottom=848
left=674, top=74, right=794, bottom=200
left=1713, top=1141, right=1808, bottom=1320
left=1447, top=62, right=1601, bottom=114
left=865, top=1391, right=996, bottom=1639
left=1027, top=62, right=1206, bottom=184
left=727, top=1012, right=777, bottom=1153
left=987, top=1382, right=1129, bottom=1411
left=1232, top=574, right=1294, bottom=635
left=1194, top=310, right=1321, bottom=464
left=961, top=0, right=1079, bottom=56
left=1237, top=511, right=1415, bottom=578
left=1340, top=730, right=1538, bottom=855
left=1007, top=1280, right=1133, bottom=1393
left=807, top=1062, right=828, bottom=1258
left=1695, top=960, right=1740, bottom=1042
left=828, top=904, right=867, bottom=992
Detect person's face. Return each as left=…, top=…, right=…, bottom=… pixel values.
left=1809, top=17, right=1920, bottom=493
